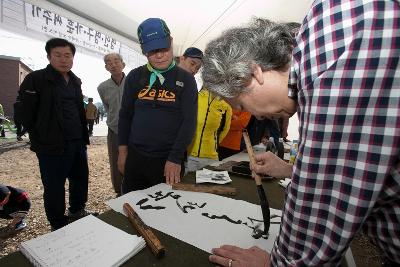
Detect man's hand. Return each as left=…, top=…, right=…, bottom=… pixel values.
left=253, top=151, right=292, bottom=178
left=209, top=245, right=270, bottom=267
left=164, top=160, right=181, bottom=185
left=117, top=146, right=128, bottom=175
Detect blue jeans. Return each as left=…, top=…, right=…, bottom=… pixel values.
left=36, top=139, right=88, bottom=229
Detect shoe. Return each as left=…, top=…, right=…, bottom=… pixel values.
left=50, top=219, right=69, bottom=231
left=15, top=220, right=27, bottom=231
left=17, top=136, right=23, bottom=141
left=67, top=209, right=98, bottom=222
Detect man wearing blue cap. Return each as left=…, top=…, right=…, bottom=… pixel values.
left=118, top=18, right=198, bottom=193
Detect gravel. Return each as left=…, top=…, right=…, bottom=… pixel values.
left=0, top=137, right=115, bottom=257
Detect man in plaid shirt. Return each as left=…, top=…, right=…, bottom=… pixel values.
left=202, top=0, right=399, bottom=266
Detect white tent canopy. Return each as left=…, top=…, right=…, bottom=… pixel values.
left=27, top=0, right=314, bottom=54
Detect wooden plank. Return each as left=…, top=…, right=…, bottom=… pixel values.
left=172, top=183, right=236, bottom=196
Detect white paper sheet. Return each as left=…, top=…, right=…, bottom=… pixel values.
left=278, top=178, right=292, bottom=188
left=19, top=215, right=145, bottom=267
left=196, top=168, right=232, bottom=184
left=106, top=183, right=281, bottom=254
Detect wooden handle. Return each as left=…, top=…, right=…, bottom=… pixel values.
left=242, top=130, right=263, bottom=185
left=172, top=183, right=236, bottom=196
left=123, top=203, right=165, bottom=258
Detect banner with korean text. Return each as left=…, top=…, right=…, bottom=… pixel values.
left=25, top=3, right=120, bottom=55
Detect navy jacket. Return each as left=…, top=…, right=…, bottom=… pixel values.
left=119, top=65, right=197, bottom=163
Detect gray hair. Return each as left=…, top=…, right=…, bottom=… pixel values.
left=285, top=22, right=301, bottom=37
left=202, top=18, right=293, bottom=98
left=103, top=53, right=124, bottom=64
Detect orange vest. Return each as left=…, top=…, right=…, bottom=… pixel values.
left=219, top=110, right=251, bottom=150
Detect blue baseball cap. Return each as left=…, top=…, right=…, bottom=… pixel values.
left=137, top=18, right=171, bottom=54
left=183, top=47, right=204, bottom=60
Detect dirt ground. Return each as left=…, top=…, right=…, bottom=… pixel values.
left=0, top=137, right=383, bottom=266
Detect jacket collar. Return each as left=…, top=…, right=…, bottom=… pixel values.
left=45, top=64, right=81, bottom=85
left=111, top=72, right=125, bottom=86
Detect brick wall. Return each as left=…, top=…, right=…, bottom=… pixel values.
left=0, top=58, right=19, bottom=119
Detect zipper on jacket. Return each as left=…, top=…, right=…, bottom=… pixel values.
left=197, top=92, right=214, bottom=157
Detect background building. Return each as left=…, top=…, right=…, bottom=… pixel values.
left=0, top=55, right=32, bottom=119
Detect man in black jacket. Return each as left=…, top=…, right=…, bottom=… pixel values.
left=16, top=38, right=93, bottom=230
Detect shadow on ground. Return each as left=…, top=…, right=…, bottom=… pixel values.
left=0, top=140, right=30, bottom=155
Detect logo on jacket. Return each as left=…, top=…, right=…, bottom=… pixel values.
left=138, top=86, right=176, bottom=102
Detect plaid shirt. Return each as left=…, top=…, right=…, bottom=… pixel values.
left=271, top=0, right=400, bottom=266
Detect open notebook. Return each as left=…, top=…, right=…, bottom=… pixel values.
left=19, top=215, right=145, bottom=267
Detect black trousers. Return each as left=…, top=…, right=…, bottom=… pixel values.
left=122, top=146, right=184, bottom=194
left=36, top=139, right=88, bottom=230
left=15, top=122, right=26, bottom=137
left=0, top=119, right=4, bottom=137
left=87, top=119, right=95, bottom=135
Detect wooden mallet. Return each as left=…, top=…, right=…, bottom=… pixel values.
left=242, top=130, right=271, bottom=237
left=123, top=203, right=165, bottom=258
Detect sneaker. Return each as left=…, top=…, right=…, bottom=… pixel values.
left=67, top=209, right=98, bottom=222
left=15, top=220, right=27, bottom=231
left=17, top=136, right=23, bottom=141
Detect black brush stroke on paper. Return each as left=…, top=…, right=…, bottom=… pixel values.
left=136, top=198, right=166, bottom=210
left=137, top=190, right=281, bottom=240
left=176, top=200, right=196, bottom=213
left=201, top=213, right=243, bottom=225
left=187, top=202, right=207, bottom=208
left=176, top=200, right=208, bottom=213
left=148, top=191, right=182, bottom=201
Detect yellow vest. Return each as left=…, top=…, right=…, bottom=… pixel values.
left=188, top=89, right=232, bottom=159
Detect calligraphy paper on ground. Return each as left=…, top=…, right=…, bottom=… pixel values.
left=106, top=183, right=281, bottom=253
